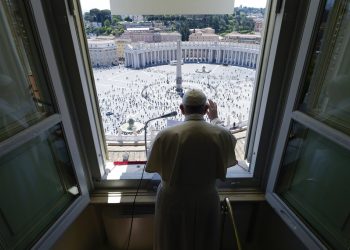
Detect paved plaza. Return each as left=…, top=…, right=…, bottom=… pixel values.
left=94, top=63, right=256, bottom=136
left=94, top=63, right=256, bottom=178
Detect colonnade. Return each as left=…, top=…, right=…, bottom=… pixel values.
left=124, top=41, right=260, bottom=69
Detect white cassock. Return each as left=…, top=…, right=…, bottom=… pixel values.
left=146, top=114, right=237, bottom=250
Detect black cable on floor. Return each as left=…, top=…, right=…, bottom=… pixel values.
left=125, top=164, right=146, bottom=250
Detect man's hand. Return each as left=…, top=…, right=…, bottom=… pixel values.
left=207, top=99, right=218, bottom=121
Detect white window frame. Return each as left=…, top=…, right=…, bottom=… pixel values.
left=0, top=0, right=91, bottom=248
left=36, top=0, right=318, bottom=193
left=265, top=0, right=350, bottom=248
left=70, top=0, right=284, bottom=190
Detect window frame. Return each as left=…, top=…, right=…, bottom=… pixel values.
left=44, top=0, right=312, bottom=193
left=40, top=0, right=108, bottom=185
left=265, top=0, right=350, bottom=248
left=70, top=0, right=285, bottom=190
left=66, top=0, right=312, bottom=192
left=0, top=0, right=90, bottom=248
left=230, top=0, right=312, bottom=190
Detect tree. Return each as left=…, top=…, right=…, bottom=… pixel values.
left=104, top=19, right=111, bottom=27
left=211, top=16, right=220, bottom=32
left=85, top=25, right=97, bottom=35
left=176, top=21, right=190, bottom=41
left=124, top=16, right=132, bottom=22
left=112, top=15, right=122, bottom=26
left=242, top=17, right=254, bottom=31
left=90, top=8, right=101, bottom=23
left=103, top=27, right=113, bottom=35
left=115, top=23, right=125, bottom=36
left=84, top=12, right=92, bottom=22
left=100, top=9, right=112, bottom=24
left=218, top=18, right=228, bottom=33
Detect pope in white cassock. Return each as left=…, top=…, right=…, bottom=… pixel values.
left=146, top=89, right=237, bottom=250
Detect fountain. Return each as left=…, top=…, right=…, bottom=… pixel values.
left=119, top=117, right=144, bottom=134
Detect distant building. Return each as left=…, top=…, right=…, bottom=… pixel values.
left=153, top=21, right=166, bottom=30
left=160, top=32, right=181, bottom=42
left=124, top=21, right=152, bottom=29
left=224, top=32, right=261, bottom=44
left=93, top=35, right=115, bottom=40
left=87, top=39, right=118, bottom=67
left=121, top=15, right=144, bottom=22
left=125, top=41, right=259, bottom=69
left=189, top=27, right=220, bottom=42
left=189, top=32, right=221, bottom=42
left=120, top=27, right=158, bottom=43
left=253, top=18, right=264, bottom=33
left=115, top=38, right=132, bottom=62
left=120, top=28, right=181, bottom=43
left=190, top=27, right=216, bottom=34
left=246, top=14, right=265, bottom=33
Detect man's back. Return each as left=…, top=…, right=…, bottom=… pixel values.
left=145, top=90, right=237, bottom=250
left=146, top=116, right=236, bottom=186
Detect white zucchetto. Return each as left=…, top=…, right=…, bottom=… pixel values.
left=182, top=89, right=207, bottom=106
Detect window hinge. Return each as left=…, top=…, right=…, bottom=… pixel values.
left=67, top=0, right=75, bottom=16
left=276, top=0, right=283, bottom=14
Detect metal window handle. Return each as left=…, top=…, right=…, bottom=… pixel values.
left=221, top=197, right=242, bottom=250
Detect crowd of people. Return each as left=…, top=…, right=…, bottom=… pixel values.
left=95, top=64, right=255, bottom=136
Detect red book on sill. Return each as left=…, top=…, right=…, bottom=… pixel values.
left=113, top=161, right=147, bottom=165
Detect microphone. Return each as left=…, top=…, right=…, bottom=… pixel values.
left=160, top=111, right=178, bottom=118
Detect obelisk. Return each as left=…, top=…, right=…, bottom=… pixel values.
left=176, top=40, right=183, bottom=92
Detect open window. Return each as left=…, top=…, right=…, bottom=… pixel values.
left=0, top=1, right=89, bottom=249
left=65, top=0, right=279, bottom=190
left=266, top=0, right=350, bottom=249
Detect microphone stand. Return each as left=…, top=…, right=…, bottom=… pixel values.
left=127, top=112, right=177, bottom=250
left=144, top=117, right=160, bottom=156
left=126, top=119, right=156, bottom=250
left=144, top=111, right=177, bottom=155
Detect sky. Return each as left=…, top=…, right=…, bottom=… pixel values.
left=80, top=0, right=266, bottom=12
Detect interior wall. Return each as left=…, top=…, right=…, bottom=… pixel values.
left=244, top=202, right=308, bottom=250
left=52, top=205, right=106, bottom=250
left=101, top=205, right=154, bottom=250
left=52, top=201, right=307, bottom=250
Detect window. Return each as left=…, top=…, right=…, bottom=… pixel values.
left=3, top=0, right=346, bottom=248
left=15, top=0, right=308, bottom=194
left=266, top=0, right=350, bottom=249
left=77, top=0, right=272, bottom=187
left=0, top=1, right=88, bottom=249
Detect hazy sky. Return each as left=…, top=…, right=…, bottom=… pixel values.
left=80, top=0, right=109, bottom=12
left=80, top=0, right=266, bottom=12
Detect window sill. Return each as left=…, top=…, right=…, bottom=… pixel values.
left=90, top=189, right=265, bottom=204
left=103, top=161, right=253, bottom=180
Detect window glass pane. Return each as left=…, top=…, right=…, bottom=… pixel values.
left=276, top=122, right=350, bottom=250
left=0, top=124, right=78, bottom=249
left=299, top=0, right=350, bottom=135
left=0, top=1, right=54, bottom=141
